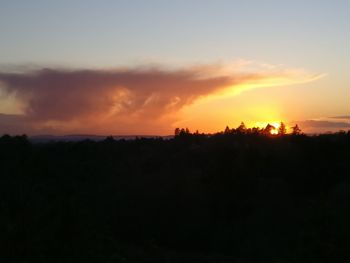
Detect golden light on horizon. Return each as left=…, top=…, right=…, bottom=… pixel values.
left=255, top=122, right=280, bottom=128
left=270, top=128, right=279, bottom=135
left=255, top=121, right=287, bottom=135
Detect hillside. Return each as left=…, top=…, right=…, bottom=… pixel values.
left=1, top=132, right=350, bottom=262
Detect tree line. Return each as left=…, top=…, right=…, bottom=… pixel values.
left=175, top=121, right=302, bottom=137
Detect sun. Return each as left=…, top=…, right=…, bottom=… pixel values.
left=270, top=122, right=280, bottom=135
left=270, top=128, right=278, bottom=135
left=255, top=121, right=281, bottom=135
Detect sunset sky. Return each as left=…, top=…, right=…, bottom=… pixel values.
left=1, top=0, right=350, bottom=135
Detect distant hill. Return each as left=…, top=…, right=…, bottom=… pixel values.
left=29, top=134, right=173, bottom=143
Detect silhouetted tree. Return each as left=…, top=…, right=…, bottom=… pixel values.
left=249, top=127, right=261, bottom=135
left=177, top=127, right=191, bottom=137
left=224, top=126, right=231, bottom=134
left=291, top=124, right=301, bottom=135
left=278, top=122, right=287, bottom=135
left=237, top=122, right=247, bottom=134
left=263, top=124, right=275, bottom=135
left=104, top=136, right=115, bottom=142
left=174, top=128, right=181, bottom=137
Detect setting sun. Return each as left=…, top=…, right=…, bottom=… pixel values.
left=270, top=128, right=278, bottom=135
left=2, top=2, right=350, bottom=262
left=254, top=121, right=282, bottom=134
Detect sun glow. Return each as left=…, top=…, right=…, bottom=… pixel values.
left=255, top=121, right=282, bottom=135
left=270, top=128, right=279, bottom=135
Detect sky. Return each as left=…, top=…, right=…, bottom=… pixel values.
left=0, top=0, right=350, bottom=135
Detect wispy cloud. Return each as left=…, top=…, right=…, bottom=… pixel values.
left=329, top=115, right=350, bottom=120
left=0, top=63, right=323, bottom=134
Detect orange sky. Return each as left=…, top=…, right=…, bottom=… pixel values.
left=0, top=61, right=334, bottom=135
left=1, top=1, right=350, bottom=135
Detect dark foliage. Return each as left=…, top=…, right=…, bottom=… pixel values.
left=1, top=131, right=350, bottom=262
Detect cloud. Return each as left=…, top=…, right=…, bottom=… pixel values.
left=0, top=114, right=26, bottom=134
left=298, top=120, right=350, bottom=130
left=0, top=63, right=322, bottom=135
left=329, top=115, right=350, bottom=120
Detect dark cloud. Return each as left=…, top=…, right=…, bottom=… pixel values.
left=0, top=68, right=239, bottom=122
left=0, top=114, right=33, bottom=134
left=0, top=65, right=320, bottom=135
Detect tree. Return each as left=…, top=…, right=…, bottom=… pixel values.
left=291, top=124, right=301, bottom=135
left=177, top=128, right=191, bottom=137
left=237, top=122, right=247, bottom=134
left=224, top=126, right=231, bottom=134
left=251, top=127, right=262, bottom=135
left=104, top=136, right=115, bottom=143
left=174, top=128, right=181, bottom=137
left=264, top=124, right=275, bottom=135
left=180, top=128, right=186, bottom=136
left=278, top=122, right=287, bottom=135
